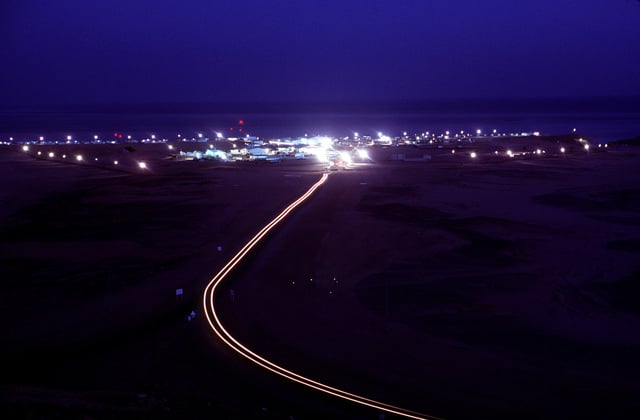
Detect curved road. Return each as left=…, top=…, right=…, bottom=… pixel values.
left=203, top=172, right=440, bottom=420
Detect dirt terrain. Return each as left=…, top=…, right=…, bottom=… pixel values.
left=1, top=141, right=639, bottom=419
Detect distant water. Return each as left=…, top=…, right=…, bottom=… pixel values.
left=1, top=98, right=639, bottom=143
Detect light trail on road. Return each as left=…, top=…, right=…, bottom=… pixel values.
left=203, top=172, right=442, bottom=420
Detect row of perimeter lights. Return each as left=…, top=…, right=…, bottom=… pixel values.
left=19, top=132, right=222, bottom=143
left=22, top=145, right=147, bottom=170
left=460, top=143, right=602, bottom=160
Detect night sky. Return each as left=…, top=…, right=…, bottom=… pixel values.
left=2, top=0, right=640, bottom=107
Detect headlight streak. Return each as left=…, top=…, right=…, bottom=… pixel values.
left=203, top=173, right=439, bottom=420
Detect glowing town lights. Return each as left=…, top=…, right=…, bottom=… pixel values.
left=536, top=149, right=542, bottom=155
left=198, top=133, right=203, bottom=138
left=470, top=152, right=477, bottom=159
left=354, top=132, right=359, bottom=138
left=22, top=145, right=29, bottom=152
left=168, top=145, right=174, bottom=150
left=507, top=150, right=514, bottom=157
left=403, top=131, right=408, bottom=136
left=138, top=161, right=147, bottom=169
left=216, top=132, right=223, bottom=139
left=598, top=144, right=602, bottom=148
left=445, top=131, right=450, bottom=136
left=560, top=147, right=566, bottom=153
left=476, top=129, right=482, bottom=135
left=584, top=144, right=590, bottom=151
left=48, top=152, right=54, bottom=158
left=357, top=149, right=369, bottom=159
left=605, top=144, right=608, bottom=148
left=67, top=135, right=72, bottom=141
left=127, top=135, right=132, bottom=140
left=493, top=129, right=497, bottom=134
left=94, top=135, right=99, bottom=140
left=377, top=132, right=383, bottom=138
left=76, top=155, right=83, bottom=161
left=9, top=137, right=13, bottom=141
left=151, top=134, right=156, bottom=140
left=39, top=136, right=44, bottom=141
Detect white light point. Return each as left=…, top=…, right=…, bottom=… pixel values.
left=94, top=135, right=99, bottom=140
left=198, top=133, right=203, bottom=138
left=168, top=145, right=173, bottom=150
left=560, top=147, right=566, bottom=153
left=151, top=134, right=156, bottom=140
left=584, top=144, right=590, bottom=151
left=114, top=160, right=118, bottom=165
left=37, top=151, right=42, bottom=156
left=470, top=152, right=477, bottom=159
left=476, top=129, right=482, bottom=135
left=22, top=145, right=29, bottom=152
left=39, top=136, right=44, bottom=141
left=48, top=152, right=54, bottom=158
left=138, top=161, right=147, bottom=169
left=507, top=150, right=514, bottom=157
left=67, top=135, right=72, bottom=141
left=76, top=155, right=83, bottom=161
left=451, top=149, right=455, bottom=154
left=357, top=149, right=369, bottom=159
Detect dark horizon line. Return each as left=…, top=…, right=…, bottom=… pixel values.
left=2, top=95, right=640, bottom=115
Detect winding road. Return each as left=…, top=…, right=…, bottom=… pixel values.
left=202, top=172, right=440, bottom=420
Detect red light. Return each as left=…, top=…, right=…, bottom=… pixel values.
left=230, top=127, right=234, bottom=131
left=238, top=119, right=244, bottom=125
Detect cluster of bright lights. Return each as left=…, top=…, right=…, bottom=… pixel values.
left=356, top=149, right=369, bottom=159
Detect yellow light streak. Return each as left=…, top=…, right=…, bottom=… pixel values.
left=203, top=173, right=441, bottom=420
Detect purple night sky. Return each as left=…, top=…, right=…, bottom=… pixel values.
left=1, top=0, right=640, bottom=106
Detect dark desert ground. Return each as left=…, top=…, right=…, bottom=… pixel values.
left=1, top=139, right=640, bottom=419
